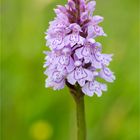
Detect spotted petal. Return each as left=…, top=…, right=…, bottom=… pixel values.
left=82, top=81, right=107, bottom=97
left=99, top=67, right=116, bottom=82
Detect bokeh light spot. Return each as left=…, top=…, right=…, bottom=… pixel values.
left=30, top=120, right=53, bottom=140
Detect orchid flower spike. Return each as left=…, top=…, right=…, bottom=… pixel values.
left=44, top=0, right=115, bottom=97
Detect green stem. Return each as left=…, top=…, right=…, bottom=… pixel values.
left=75, top=95, right=86, bottom=140
left=66, top=82, right=86, bottom=140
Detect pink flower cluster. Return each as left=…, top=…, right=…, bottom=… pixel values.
left=44, top=0, right=115, bottom=97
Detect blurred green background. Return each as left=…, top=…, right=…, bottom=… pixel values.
left=1, top=0, right=139, bottom=140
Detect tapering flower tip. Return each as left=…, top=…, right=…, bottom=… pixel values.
left=68, top=0, right=75, bottom=10
left=44, top=0, right=115, bottom=97
left=87, top=0, right=96, bottom=14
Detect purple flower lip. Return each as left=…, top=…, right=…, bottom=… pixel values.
left=52, top=38, right=63, bottom=46
left=94, top=25, right=101, bottom=34
left=103, top=68, right=112, bottom=77
left=101, top=57, right=110, bottom=65
left=81, top=47, right=90, bottom=57
left=88, top=82, right=99, bottom=92
left=74, top=68, right=88, bottom=80
left=69, top=34, right=79, bottom=43
left=52, top=71, right=64, bottom=83
left=59, top=56, right=70, bottom=66
left=94, top=52, right=101, bottom=62
left=88, top=82, right=95, bottom=91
